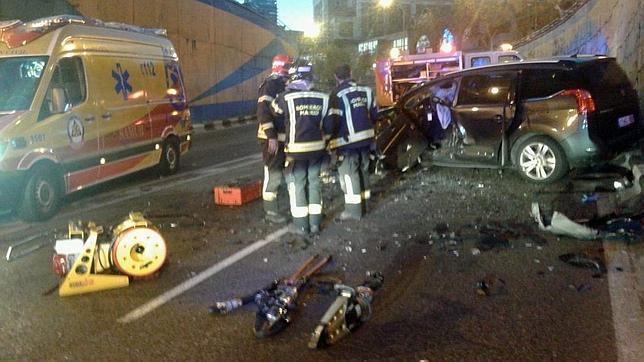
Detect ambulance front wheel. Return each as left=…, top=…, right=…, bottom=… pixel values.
left=19, top=164, right=62, bottom=221
left=159, top=138, right=180, bottom=176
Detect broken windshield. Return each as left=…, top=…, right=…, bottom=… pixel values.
left=0, top=56, right=48, bottom=112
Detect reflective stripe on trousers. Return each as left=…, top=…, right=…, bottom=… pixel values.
left=286, top=157, right=323, bottom=228
left=338, top=148, right=371, bottom=217
left=261, top=145, right=285, bottom=214
left=262, top=166, right=279, bottom=201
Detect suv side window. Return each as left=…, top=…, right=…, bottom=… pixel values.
left=521, top=69, right=578, bottom=99
left=457, top=72, right=514, bottom=105
left=39, top=56, right=86, bottom=120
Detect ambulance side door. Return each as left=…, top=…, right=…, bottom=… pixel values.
left=144, top=58, right=183, bottom=143
left=89, top=55, right=152, bottom=181
left=36, top=55, right=99, bottom=192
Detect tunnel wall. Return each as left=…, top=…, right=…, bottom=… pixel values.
left=515, top=0, right=643, bottom=111
left=0, top=0, right=298, bottom=123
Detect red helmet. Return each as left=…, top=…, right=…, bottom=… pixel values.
left=271, top=54, right=292, bottom=75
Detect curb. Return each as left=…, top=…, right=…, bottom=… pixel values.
left=194, top=115, right=256, bottom=132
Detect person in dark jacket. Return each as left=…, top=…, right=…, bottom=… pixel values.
left=324, top=64, right=377, bottom=220
left=271, top=61, right=329, bottom=235
left=257, top=54, right=292, bottom=224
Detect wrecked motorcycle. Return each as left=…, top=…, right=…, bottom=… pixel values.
left=209, top=254, right=331, bottom=338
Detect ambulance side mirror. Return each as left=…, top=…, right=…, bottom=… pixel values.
left=50, top=87, right=68, bottom=114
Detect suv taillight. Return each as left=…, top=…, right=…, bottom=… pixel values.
left=559, top=89, right=596, bottom=114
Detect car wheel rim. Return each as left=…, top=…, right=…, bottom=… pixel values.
left=35, top=179, right=53, bottom=210
left=166, top=146, right=177, bottom=169
left=519, top=142, right=557, bottom=181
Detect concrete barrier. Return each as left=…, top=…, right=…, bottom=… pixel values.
left=516, top=0, right=643, bottom=111
left=0, top=0, right=298, bottom=123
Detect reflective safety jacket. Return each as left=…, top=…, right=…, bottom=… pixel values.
left=271, top=88, right=329, bottom=160
left=324, top=80, right=377, bottom=151
left=257, top=74, right=287, bottom=141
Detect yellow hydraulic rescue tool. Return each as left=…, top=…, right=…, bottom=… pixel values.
left=58, top=222, right=129, bottom=297
left=58, top=212, right=167, bottom=297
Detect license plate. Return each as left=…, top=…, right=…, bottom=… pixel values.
left=617, top=114, right=635, bottom=128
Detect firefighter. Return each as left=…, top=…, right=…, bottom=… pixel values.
left=271, top=61, right=329, bottom=235
left=324, top=64, right=377, bottom=220
left=257, top=54, right=292, bottom=224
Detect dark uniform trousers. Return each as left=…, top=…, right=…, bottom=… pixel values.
left=337, top=147, right=370, bottom=218
left=273, top=85, right=328, bottom=233
left=285, top=156, right=323, bottom=233
left=325, top=79, right=377, bottom=220
left=261, top=140, right=286, bottom=215
left=256, top=74, right=286, bottom=217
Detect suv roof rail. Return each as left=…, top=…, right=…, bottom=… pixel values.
left=570, top=53, right=607, bottom=58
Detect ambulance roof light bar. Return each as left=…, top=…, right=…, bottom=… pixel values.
left=1, top=15, right=167, bottom=48
left=100, top=19, right=167, bottom=37
left=0, top=20, right=22, bottom=31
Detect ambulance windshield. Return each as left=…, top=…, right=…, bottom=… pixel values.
left=0, top=56, right=47, bottom=112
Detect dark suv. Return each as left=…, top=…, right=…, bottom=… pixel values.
left=375, top=56, right=642, bottom=182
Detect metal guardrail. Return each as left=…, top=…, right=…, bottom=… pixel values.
left=513, top=0, right=591, bottom=48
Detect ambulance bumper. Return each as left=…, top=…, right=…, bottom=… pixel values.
left=0, top=172, right=22, bottom=212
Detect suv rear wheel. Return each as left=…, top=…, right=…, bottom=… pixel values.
left=515, top=136, right=568, bottom=183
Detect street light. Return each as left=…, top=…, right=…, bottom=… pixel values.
left=499, top=43, right=513, bottom=51
left=304, top=22, right=322, bottom=38
left=389, top=47, right=401, bottom=59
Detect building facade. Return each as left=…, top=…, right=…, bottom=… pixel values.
left=313, top=0, right=451, bottom=53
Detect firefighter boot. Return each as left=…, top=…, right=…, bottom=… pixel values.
left=337, top=203, right=362, bottom=221
left=264, top=200, right=287, bottom=224
left=309, top=214, right=322, bottom=235
left=290, top=217, right=310, bottom=236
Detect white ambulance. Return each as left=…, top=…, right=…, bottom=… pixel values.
left=0, top=15, right=192, bottom=220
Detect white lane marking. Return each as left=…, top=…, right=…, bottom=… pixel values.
left=78, top=154, right=261, bottom=211
left=118, top=226, right=289, bottom=323
left=605, top=242, right=644, bottom=362
left=0, top=154, right=262, bottom=239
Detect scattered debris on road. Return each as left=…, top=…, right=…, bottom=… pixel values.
left=558, top=252, right=606, bottom=278
left=5, top=231, right=55, bottom=262
left=477, top=234, right=510, bottom=251
left=598, top=217, right=643, bottom=244
left=475, top=274, right=506, bottom=297
left=531, top=202, right=599, bottom=240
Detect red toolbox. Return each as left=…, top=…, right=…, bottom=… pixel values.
left=213, top=180, right=262, bottom=206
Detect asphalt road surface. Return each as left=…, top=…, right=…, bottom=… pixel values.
left=1, top=123, right=642, bottom=361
